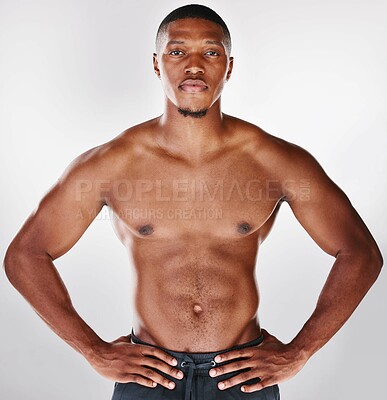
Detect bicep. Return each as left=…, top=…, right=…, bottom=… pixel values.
left=13, top=160, right=105, bottom=260
left=283, top=153, right=374, bottom=257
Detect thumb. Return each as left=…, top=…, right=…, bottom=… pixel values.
left=114, top=334, right=132, bottom=344
left=260, top=328, right=277, bottom=341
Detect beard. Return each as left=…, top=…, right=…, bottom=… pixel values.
left=177, top=107, right=208, bottom=118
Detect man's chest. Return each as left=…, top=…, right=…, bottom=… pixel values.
left=106, top=152, right=283, bottom=239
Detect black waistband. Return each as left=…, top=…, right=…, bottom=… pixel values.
left=130, top=329, right=264, bottom=363
left=130, top=329, right=264, bottom=400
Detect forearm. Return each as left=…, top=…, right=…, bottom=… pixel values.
left=3, top=247, right=104, bottom=361
left=291, top=250, right=382, bottom=359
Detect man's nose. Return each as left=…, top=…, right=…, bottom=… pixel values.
left=184, top=54, right=205, bottom=75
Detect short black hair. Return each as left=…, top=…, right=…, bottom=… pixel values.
left=156, top=4, right=232, bottom=54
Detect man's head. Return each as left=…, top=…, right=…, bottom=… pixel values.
left=155, top=4, right=232, bottom=56
left=153, top=4, right=233, bottom=118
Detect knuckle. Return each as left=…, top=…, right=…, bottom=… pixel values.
left=260, top=380, right=268, bottom=388
left=162, top=377, right=171, bottom=386
left=152, top=359, right=163, bottom=368
left=147, top=346, right=156, bottom=356
left=234, top=361, right=242, bottom=370
left=144, top=369, right=155, bottom=378
left=116, top=372, right=127, bottom=382
left=239, top=372, right=251, bottom=381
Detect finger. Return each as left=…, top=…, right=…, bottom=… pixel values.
left=217, top=371, right=258, bottom=390
left=140, top=345, right=178, bottom=367
left=209, top=359, right=254, bottom=377
left=214, top=347, right=254, bottom=363
left=122, top=373, right=157, bottom=388
left=241, top=379, right=274, bottom=393
left=136, top=367, right=177, bottom=390
left=142, top=357, right=184, bottom=380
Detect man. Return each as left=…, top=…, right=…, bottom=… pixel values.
left=3, top=4, right=383, bottom=400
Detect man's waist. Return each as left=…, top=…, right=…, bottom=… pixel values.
left=130, top=328, right=263, bottom=376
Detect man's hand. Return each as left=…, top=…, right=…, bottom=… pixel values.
left=209, top=329, right=307, bottom=393
left=88, top=335, right=184, bottom=389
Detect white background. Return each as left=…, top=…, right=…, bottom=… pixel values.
left=1, top=0, right=386, bottom=399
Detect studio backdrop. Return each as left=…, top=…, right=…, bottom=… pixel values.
left=0, top=1, right=386, bottom=399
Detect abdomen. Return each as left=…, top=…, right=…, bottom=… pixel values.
left=131, top=236, right=261, bottom=351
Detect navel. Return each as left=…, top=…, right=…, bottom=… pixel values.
left=193, top=304, right=203, bottom=314
left=138, top=224, right=154, bottom=236
left=237, top=222, right=252, bottom=234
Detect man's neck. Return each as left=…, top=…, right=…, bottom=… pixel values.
left=156, top=100, right=226, bottom=163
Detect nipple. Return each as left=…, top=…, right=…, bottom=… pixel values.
left=237, top=222, right=252, bottom=234
left=138, top=224, right=154, bottom=236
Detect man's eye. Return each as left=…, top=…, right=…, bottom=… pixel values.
left=206, top=51, right=219, bottom=56
left=169, top=50, right=184, bottom=56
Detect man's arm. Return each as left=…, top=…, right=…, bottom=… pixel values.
left=3, top=148, right=183, bottom=389
left=4, top=149, right=106, bottom=359
left=283, top=145, right=383, bottom=356
left=208, top=143, right=383, bottom=392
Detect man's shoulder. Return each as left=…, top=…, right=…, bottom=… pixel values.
left=61, top=118, right=159, bottom=179
left=99, top=117, right=158, bottom=157
left=225, top=114, right=323, bottom=178
left=225, top=115, right=305, bottom=159
left=86, top=119, right=158, bottom=159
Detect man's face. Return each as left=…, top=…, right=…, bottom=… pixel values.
left=153, top=18, right=233, bottom=116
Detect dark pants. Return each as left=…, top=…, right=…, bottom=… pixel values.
left=111, top=330, right=280, bottom=400
left=112, top=332, right=280, bottom=400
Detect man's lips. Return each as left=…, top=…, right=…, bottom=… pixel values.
left=179, top=79, right=208, bottom=93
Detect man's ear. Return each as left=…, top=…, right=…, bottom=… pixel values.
left=226, top=56, right=234, bottom=81
left=153, top=53, right=161, bottom=79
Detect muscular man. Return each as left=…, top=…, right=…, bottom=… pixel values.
left=4, top=4, right=383, bottom=400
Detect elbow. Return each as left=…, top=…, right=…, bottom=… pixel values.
left=3, top=242, right=23, bottom=286
left=3, top=240, right=35, bottom=288
left=4, top=238, right=52, bottom=288
left=341, top=241, right=384, bottom=284
left=374, top=248, right=383, bottom=275
left=365, top=242, right=383, bottom=282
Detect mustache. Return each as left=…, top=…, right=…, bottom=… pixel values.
left=179, top=78, right=208, bottom=88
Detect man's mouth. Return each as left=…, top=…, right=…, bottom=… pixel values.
left=179, top=79, right=208, bottom=93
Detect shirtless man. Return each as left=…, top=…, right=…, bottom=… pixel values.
left=3, top=4, right=383, bottom=400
